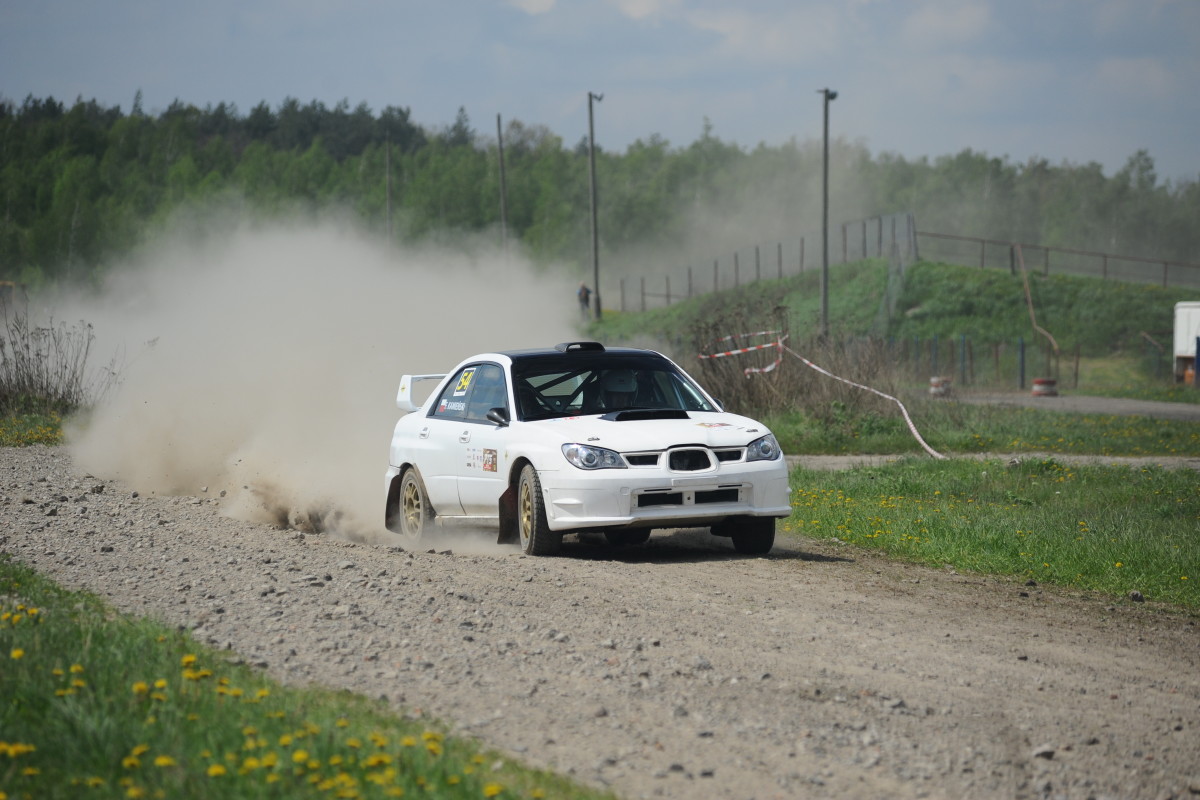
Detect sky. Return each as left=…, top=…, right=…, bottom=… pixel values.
left=3, top=0, right=1199, bottom=183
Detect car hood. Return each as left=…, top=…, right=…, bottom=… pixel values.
left=524, top=410, right=771, bottom=452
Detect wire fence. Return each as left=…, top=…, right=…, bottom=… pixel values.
left=615, top=214, right=1200, bottom=312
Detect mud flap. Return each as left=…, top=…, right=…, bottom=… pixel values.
left=496, top=484, right=518, bottom=545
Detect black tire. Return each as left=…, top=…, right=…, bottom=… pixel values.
left=518, top=464, right=560, bottom=555
left=604, top=530, right=651, bottom=547
left=730, top=517, right=775, bottom=555
left=391, top=468, right=434, bottom=547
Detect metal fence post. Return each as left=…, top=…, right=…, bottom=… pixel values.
left=959, top=334, right=967, bottom=386
left=1018, top=337, right=1026, bottom=390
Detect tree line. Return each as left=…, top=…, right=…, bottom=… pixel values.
left=2, top=93, right=1197, bottom=287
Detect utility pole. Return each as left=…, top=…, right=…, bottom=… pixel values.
left=819, top=87, right=837, bottom=339
left=496, top=114, right=509, bottom=257
left=588, top=91, right=604, bottom=320
left=385, top=133, right=393, bottom=247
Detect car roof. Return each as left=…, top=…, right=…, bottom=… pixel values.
left=499, top=342, right=664, bottom=363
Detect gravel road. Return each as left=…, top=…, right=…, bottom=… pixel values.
left=4, top=445, right=1199, bottom=800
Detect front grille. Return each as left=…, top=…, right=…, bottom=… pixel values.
left=668, top=449, right=711, bottom=471
left=635, top=486, right=741, bottom=508
left=714, top=449, right=742, bottom=462
left=625, top=453, right=660, bottom=467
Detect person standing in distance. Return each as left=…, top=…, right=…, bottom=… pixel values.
left=577, top=282, right=592, bottom=318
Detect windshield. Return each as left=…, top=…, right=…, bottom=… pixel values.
left=511, top=354, right=716, bottom=421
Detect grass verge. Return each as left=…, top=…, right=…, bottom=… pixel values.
left=0, top=555, right=614, bottom=800
left=764, top=400, right=1200, bottom=457
left=783, top=457, right=1198, bottom=608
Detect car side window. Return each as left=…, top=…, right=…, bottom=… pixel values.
left=429, top=366, right=477, bottom=420
left=464, top=363, right=508, bottom=423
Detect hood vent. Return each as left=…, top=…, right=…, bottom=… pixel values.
left=603, top=409, right=690, bottom=422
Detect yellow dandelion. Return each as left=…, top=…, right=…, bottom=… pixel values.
left=131, top=744, right=150, bottom=757
left=484, top=783, right=505, bottom=797
left=181, top=654, right=197, bottom=667
left=10, top=648, right=24, bottom=660
left=125, top=786, right=144, bottom=798
left=207, top=764, right=227, bottom=777
left=132, top=681, right=149, bottom=695
left=153, top=679, right=167, bottom=690
left=122, top=756, right=141, bottom=769
left=292, top=750, right=309, bottom=764
left=153, top=755, right=176, bottom=767
left=70, top=663, right=84, bottom=673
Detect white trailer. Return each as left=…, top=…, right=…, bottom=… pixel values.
left=1176, top=301, right=1200, bottom=384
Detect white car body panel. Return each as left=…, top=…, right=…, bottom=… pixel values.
left=385, top=345, right=791, bottom=539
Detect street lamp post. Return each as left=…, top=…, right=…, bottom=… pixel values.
left=819, top=87, right=837, bottom=340
left=588, top=91, right=603, bottom=320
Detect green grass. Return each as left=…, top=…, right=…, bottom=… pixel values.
left=783, top=457, right=1199, bottom=607
left=0, top=555, right=614, bottom=800
left=763, top=400, right=1200, bottom=457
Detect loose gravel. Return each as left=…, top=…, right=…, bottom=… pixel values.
left=3, top=445, right=1199, bottom=800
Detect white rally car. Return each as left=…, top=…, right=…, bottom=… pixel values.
left=384, top=342, right=791, bottom=555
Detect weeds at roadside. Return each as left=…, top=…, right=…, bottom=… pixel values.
left=1, top=303, right=121, bottom=417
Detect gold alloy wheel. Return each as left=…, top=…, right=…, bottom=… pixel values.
left=402, top=478, right=422, bottom=533
left=519, top=478, right=532, bottom=544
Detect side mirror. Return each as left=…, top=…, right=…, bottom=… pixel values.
left=486, top=407, right=510, bottom=427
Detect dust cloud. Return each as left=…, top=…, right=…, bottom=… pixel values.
left=63, top=215, right=579, bottom=544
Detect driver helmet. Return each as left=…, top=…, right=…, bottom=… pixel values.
left=602, top=369, right=637, bottom=408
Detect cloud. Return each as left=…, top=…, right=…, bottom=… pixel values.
left=683, top=6, right=839, bottom=63
left=900, top=0, right=991, bottom=48
left=611, top=0, right=683, bottom=22
left=1094, top=56, right=1174, bottom=100
left=508, top=0, right=557, bottom=15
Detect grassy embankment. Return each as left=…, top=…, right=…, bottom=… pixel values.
left=592, top=259, right=1200, bottom=456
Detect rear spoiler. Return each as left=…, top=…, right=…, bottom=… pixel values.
left=396, top=374, right=446, bottom=412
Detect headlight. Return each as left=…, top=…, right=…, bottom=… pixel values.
left=745, top=433, right=781, bottom=462
left=561, top=443, right=627, bottom=470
